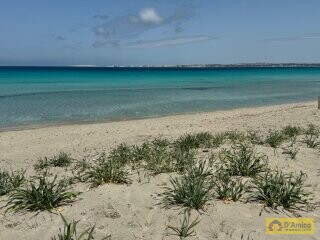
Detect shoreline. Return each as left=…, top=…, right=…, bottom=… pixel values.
left=1, top=100, right=319, bottom=167
left=0, top=100, right=316, bottom=133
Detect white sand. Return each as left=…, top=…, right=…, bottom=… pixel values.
left=0, top=101, right=319, bottom=240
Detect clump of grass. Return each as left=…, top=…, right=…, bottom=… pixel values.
left=34, top=152, right=73, bottom=171
left=211, top=133, right=225, bottom=147
left=224, top=130, right=246, bottom=143
left=131, top=143, right=151, bottom=165
left=246, top=130, right=264, bottom=145
left=212, top=170, right=246, bottom=202
left=282, top=146, right=299, bottom=160
left=152, top=137, right=171, bottom=148
left=251, top=171, right=309, bottom=210
left=302, top=133, right=320, bottom=148
left=161, top=162, right=213, bottom=210
left=72, top=159, right=91, bottom=183
left=87, top=153, right=131, bottom=187
left=50, top=152, right=73, bottom=167
left=265, top=130, right=286, bottom=148
left=144, top=146, right=175, bottom=174
left=167, top=210, right=200, bottom=239
left=51, top=214, right=95, bottom=240
left=304, top=124, right=320, bottom=136
left=34, top=157, right=51, bottom=171
left=195, top=132, right=214, bottom=148
left=174, top=132, right=215, bottom=151
left=108, top=143, right=132, bottom=166
left=222, top=144, right=268, bottom=177
left=0, top=169, right=26, bottom=196
left=281, top=125, right=303, bottom=139
left=172, top=148, right=196, bottom=174
left=4, top=173, right=78, bottom=213
left=174, top=134, right=200, bottom=151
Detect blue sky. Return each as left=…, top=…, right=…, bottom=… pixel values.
left=1, top=0, right=320, bottom=66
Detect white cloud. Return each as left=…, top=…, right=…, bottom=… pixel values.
left=138, top=8, right=163, bottom=24
left=124, top=36, right=217, bottom=49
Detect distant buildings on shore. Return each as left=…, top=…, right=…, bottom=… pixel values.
left=105, top=63, right=320, bottom=68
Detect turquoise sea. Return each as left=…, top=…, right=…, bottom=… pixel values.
left=1, top=67, right=320, bottom=128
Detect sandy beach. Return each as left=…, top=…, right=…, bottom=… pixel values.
left=0, top=101, right=320, bottom=240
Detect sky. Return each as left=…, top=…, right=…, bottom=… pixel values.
left=0, top=0, right=320, bottom=66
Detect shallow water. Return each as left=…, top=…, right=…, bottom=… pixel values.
left=0, top=67, right=320, bottom=128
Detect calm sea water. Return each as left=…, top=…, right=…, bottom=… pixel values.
left=1, top=67, right=320, bottom=128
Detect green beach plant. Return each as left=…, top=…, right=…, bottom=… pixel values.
left=251, top=170, right=309, bottom=210
left=0, top=169, right=26, bottom=196
left=211, top=133, right=225, bottom=147
left=302, top=133, right=320, bottom=148
left=224, top=130, right=246, bottom=144
left=195, top=132, right=214, bottom=148
left=51, top=214, right=95, bottom=240
left=144, top=145, right=174, bottom=174
left=222, top=144, right=268, bottom=177
left=4, top=173, right=78, bottom=213
left=281, top=125, right=303, bottom=139
left=282, top=146, right=299, bottom=160
left=131, top=143, right=151, bottom=165
left=72, top=159, right=91, bottom=183
left=172, top=148, right=196, bottom=174
left=34, top=152, right=73, bottom=171
left=108, top=143, right=132, bottom=166
left=304, top=124, right=320, bottom=136
left=213, top=170, right=246, bottom=202
left=34, top=157, right=51, bottom=171
left=87, top=153, right=131, bottom=187
left=152, top=137, right=171, bottom=148
left=265, top=130, right=286, bottom=149
left=50, top=152, right=73, bottom=167
left=174, top=133, right=213, bottom=151
left=167, top=210, right=200, bottom=239
left=161, top=161, right=213, bottom=210
left=246, top=130, right=264, bottom=145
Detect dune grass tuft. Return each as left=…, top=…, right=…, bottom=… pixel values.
left=281, top=125, right=303, bottom=139
left=167, top=210, right=200, bottom=239
left=224, top=130, right=246, bottom=144
left=174, top=132, right=215, bottom=151
left=108, top=143, right=132, bottom=166
left=87, top=153, right=131, bottom=187
left=282, top=146, right=299, bottom=160
left=0, top=169, right=26, bottom=196
left=34, top=152, right=73, bottom=171
left=222, top=144, right=268, bottom=177
left=212, top=170, right=247, bottom=202
left=51, top=214, right=95, bottom=240
left=251, top=171, right=309, bottom=210
left=4, top=173, right=78, bottom=213
left=144, top=145, right=174, bottom=174
left=246, top=130, right=264, bottom=145
left=161, top=161, right=213, bottom=210
left=172, top=148, right=196, bottom=174
left=265, top=130, right=286, bottom=148
left=304, top=124, right=320, bottom=136
left=302, top=133, right=320, bottom=148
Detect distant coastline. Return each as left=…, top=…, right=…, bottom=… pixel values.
left=1, top=63, right=320, bottom=68
left=104, top=63, right=320, bottom=68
